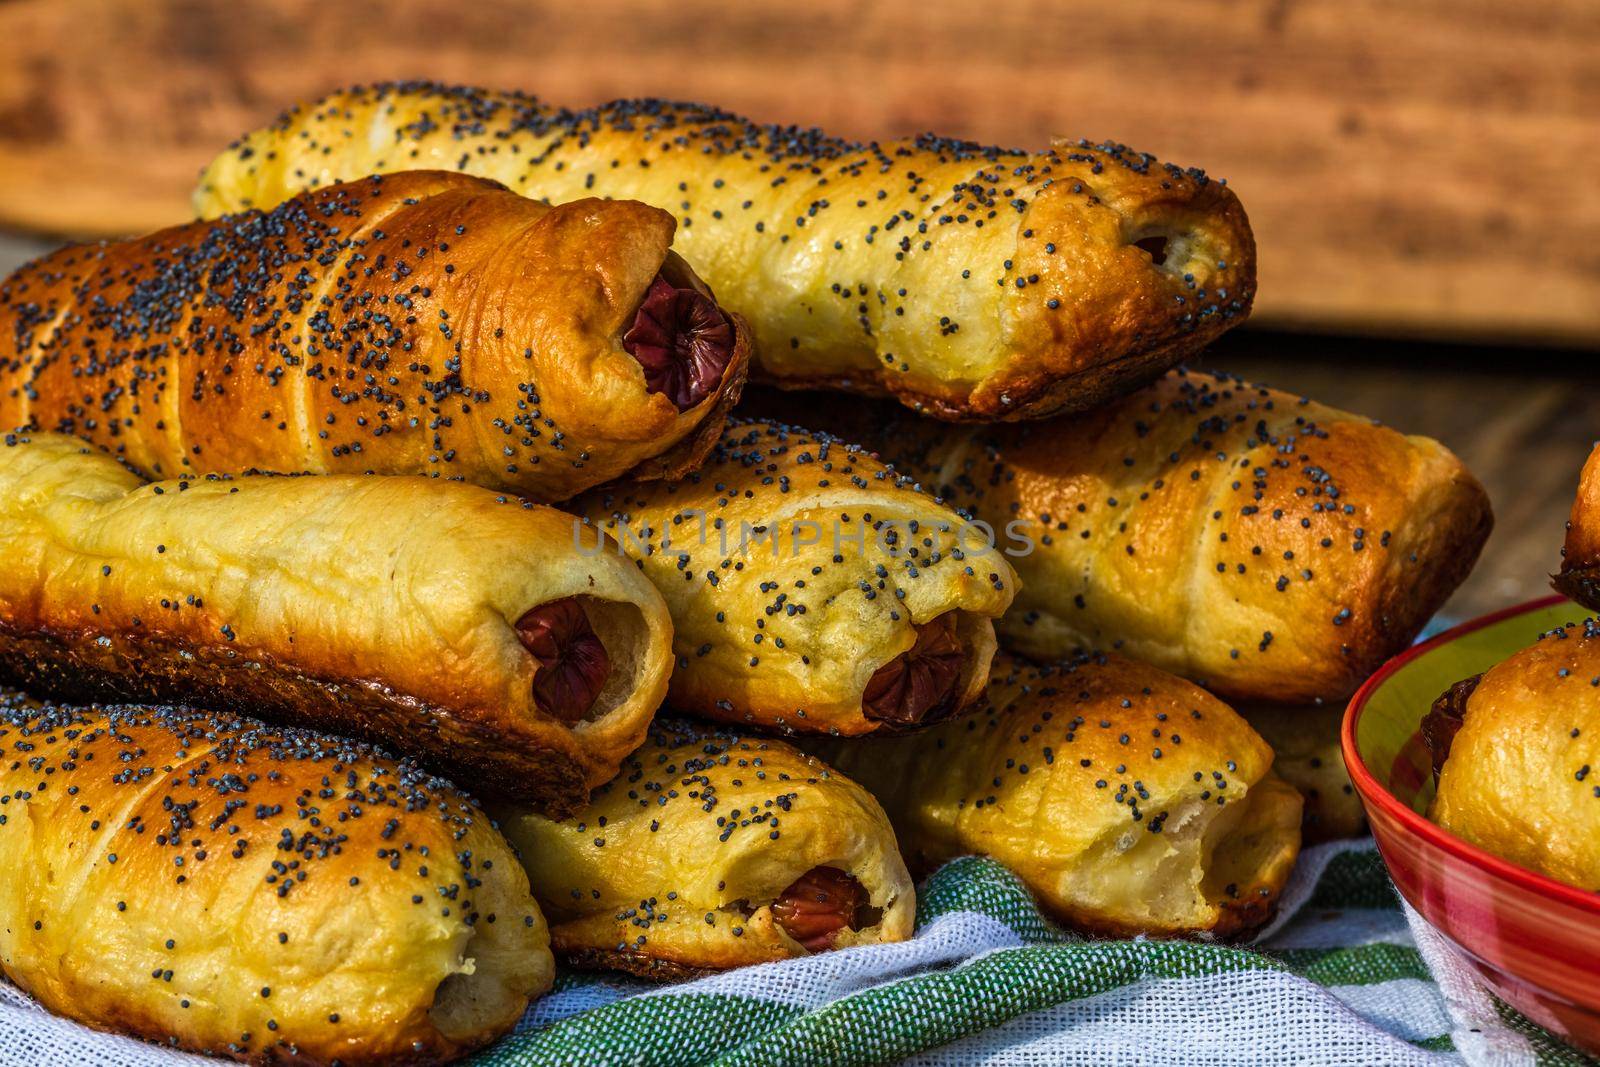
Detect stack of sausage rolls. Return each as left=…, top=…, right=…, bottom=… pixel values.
left=0, top=80, right=1494, bottom=1064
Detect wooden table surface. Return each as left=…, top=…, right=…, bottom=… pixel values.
left=2, top=231, right=1590, bottom=623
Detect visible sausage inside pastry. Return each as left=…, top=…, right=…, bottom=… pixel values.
left=626, top=273, right=739, bottom=411
left=491, top=721, right=915, bottom=977
left=195, top=82, right=1257, bottom=421
left=1554, top=443, right=1600, bottom=610
left=861, top=612, right=968, bottom=726
left=0, top=690, right=553, bottom=1065
left=517, top=598, right=614, bottom=721
left=575, top=419, right=1017, bottom=735
left=769, top=867, right=881, bottom=951
left=807, top=652, right=1303, bottom=938
left=0, top=432, right=674, bottom=815
left=1422, top=674, right=1481, bottom=779
left=0, top=169, right=751, bottom=503
left=750, top=369, right=1492, bottom=706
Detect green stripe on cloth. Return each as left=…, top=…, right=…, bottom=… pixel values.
left=914, top=855, right=1067, bottom=943
left=458, top=845, right=1598, bottom=1066
left=707, top=941, right=1285, bottom=1067
left=549, top=970, right=628, bottom=994
left=479, top=994, right=797, bottom=1067
left=1264, top=944, right=1432, bottom=986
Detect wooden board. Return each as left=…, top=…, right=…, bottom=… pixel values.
left=1, top=0, right=1598, bottom=344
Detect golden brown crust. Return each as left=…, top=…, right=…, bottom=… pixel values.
left=491, top=721, right=915, bottom=974
left=0, top=433, right=674, bottom=815
left=1237, top=703, right=1367, bottom=843
left=195, top=83, right=1256, bottom=421
left=0, top=691, right=554, bottom=1065
left=1554, top=444, right=1600, bottom=609
left=1431, top=619, right=1600, bottom=890
left=752, top=369, right=1493, bottom=704
left=1, top=170, right=749, bottom=503
left=806, top=651, right=1302, bottom=938
left=758, top=337, right=1183, bottom=425
left=573, top=419, right=1017, bottom=735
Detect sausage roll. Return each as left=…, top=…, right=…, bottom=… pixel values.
left=1427, top=619, right=1600, bottom=890
left=491, top=720, right=914, bottom=978
left=807, top=652, right=1303, bottom=938
left=0, top=690, right=553, bottom=1065
left=753, top=369, right=1492, bottom=705
left=574, top=419, right=1017, bottom=735
left=0, top=432, right=673, bottom=815
left=1237, top=704, right=1365, bottom=843
left=1554, top=443, right=1600, bottom=610
left=1, top=169, right=750, bottom=503
left=194, top=82, right=1256, bottom=422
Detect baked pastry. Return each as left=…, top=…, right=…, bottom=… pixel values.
left=0, top=432, right=673, bottom=814
left=574, top=419, right=1017, bottom=735
left=1554, top=443, right=1600, bottom=609
left=752, top=369, right=1492, bottom=704
left=1427, top=619, right=1600, bottom=890
left=1237, top=704, right=1365, bottom=843
left=0, top=689, right=553, bottom=1065
left=491, top=720, right=914, bottom=978
left=1, top=169, right=749, bottom=503
left=806, top=652, right=1302, bottom=938
left=194, top=82, right=1256, bottom=421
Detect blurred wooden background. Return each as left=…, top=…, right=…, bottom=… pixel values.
left=1, top=0, right=1597, bottom=622
left=1, top=0, right=1597, bottom=344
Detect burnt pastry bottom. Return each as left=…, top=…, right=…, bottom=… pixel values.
left=0, top=624, right=591, bottom=814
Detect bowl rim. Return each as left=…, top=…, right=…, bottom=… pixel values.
left=1342, top=592, right=1600, bottom=917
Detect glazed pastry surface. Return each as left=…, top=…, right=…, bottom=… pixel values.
left=1, top=170, right=750, bottom=502
left=1430, top=619, right=1600, bottom=891
left=0, top=690, right=553, bottom=1065
left=0, top=432, right=673, bottom=814
left=493, top=720, right=914, bottom=977
left=809, top=652, right=1302, bottom=938
left=195, top=82, right=1256, bottom=421
left=1237, top=704, right=1365, bottom=843
left=755, top=370, right=1491, bottom=704
left=574, top=419, right=1017, bottom=735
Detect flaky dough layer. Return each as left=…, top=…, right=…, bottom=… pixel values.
left=575, top=419, right=1016, bottom=735
left=808, top=652, right=1302, bottom=938
left=1237, top=703, right=1366, bottom=844
left=195, top=83, right=1255, bottom=421
left=0, top=432, right=673, bottom=815
left=0, top=691, right=553, bottom=1065
left=755, top=369, right=1492, bottom=704
left=493, top=721, right=914, bottom=976
left=1431, top=619, right=1600, bottom=892
left=2, top=170, right=749, bottom=502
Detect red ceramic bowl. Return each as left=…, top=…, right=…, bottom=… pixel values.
left=1344, top=594, right=1600, bottom=1054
